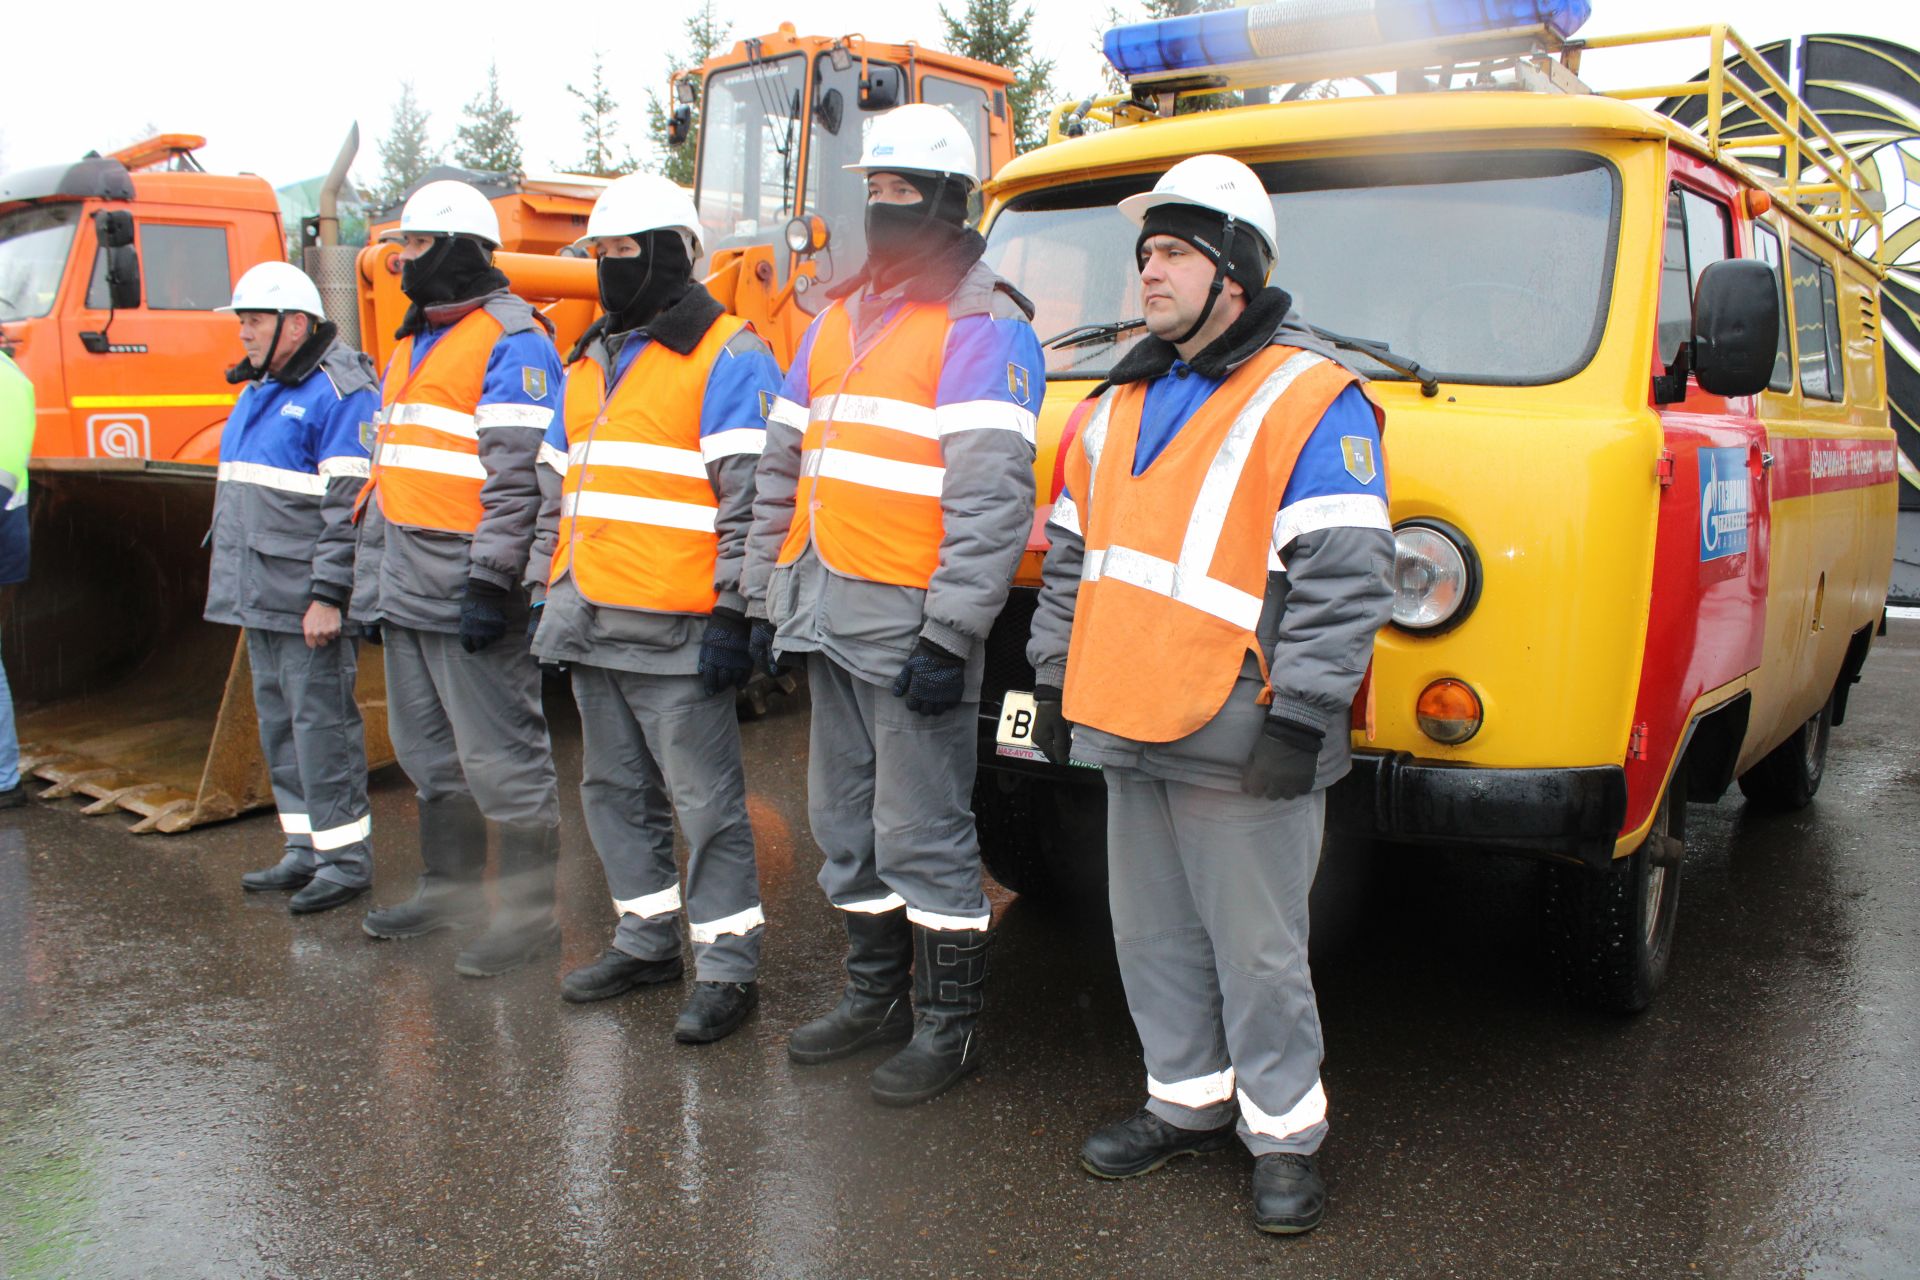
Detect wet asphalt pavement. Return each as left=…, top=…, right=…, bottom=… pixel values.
left=2, top=627, right=1917, bottom=1280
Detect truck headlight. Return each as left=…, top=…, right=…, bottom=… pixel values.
left=1392, top=519, right=1478, bottom=633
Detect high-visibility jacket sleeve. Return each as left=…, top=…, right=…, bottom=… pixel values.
left=702, top=328, right=780, bottom=613
left=310, top=344, right=378, bottom=605
left=917, top=313, right=1042, bottom=655
left=469, top=328, right=564, bottom=590
left=1026, top=428, right=1091, bottom=690
left=1265, top=388, right=1394, bottom=735
left=525, top=379, right=572, bottom=597
left=741, top=313, right=826, bottom=614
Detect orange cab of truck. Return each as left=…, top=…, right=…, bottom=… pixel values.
left=670, top=24, right=1018, bottom=366
left=0, top=134, right=282, bottom=463
left=970, top=0, right=1899, bottom=1013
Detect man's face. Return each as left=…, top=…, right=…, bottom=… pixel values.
left=236, top=310, right=310, bottom=369
left=395, top=232, right=441, bottom=262
left=591, top=236, right=643, bottom=259
left=866, top=172, right=924, bottom=206
left=1138, top=233, right=1242, bottom=342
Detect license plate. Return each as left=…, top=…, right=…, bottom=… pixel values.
left=994, top=690, right=1048, bottom=762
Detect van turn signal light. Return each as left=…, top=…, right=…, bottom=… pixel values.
left=1416, top=678, right=1483, bottom=744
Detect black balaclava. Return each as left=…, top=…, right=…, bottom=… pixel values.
left=400, top=234, right=500, bottom=308
left=1136, top=203, right=1272, bottom=345
left=597, top=230, right=696, bottom=333
left=864, top=170, right=972, bottom=290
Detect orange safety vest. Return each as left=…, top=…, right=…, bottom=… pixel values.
left=549, top=317, right=748, bottom=614
left=1062, top=345, right=1364, bottom=743
left=364, top=309, right=502, bottom=534
left=776, top=301, right=953, bottom=589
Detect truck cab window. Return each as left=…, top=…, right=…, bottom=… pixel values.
left=1750, top=223, right=1795, bottom=392
left=1656, top=186, right=1731, bottom=369
left=88, top=223, right=232, bottom=311
left=1789, top=245, right=1843, bottom=402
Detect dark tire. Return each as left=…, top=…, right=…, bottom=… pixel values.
left=1736, top=695, right=1831, bottom=810
left=973, top=771, right=1107, bottom=910
left=1545, top=767, right=1685, bottom=1014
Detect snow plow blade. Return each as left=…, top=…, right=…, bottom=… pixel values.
left=4, top=460, right=393, bottom=833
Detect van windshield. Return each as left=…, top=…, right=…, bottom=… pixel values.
left=0, top=203, right=81, bottom=322
left=983, top=151, right=1619, bottom=385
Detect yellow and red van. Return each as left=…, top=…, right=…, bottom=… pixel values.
left=972, top=2, right=1898, bottom=1011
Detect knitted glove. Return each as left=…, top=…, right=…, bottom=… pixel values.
left=697, top=608, right=755, bottom=696
left=891, top=637, right=966, bottom=716
left=459, top=578, right=510, bottom=654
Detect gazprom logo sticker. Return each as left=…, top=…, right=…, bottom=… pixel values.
left=1698, top=447, right=1749, bottom=561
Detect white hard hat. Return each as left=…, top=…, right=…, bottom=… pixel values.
left=1118, top=154, right=1278, bottom=261
left=573, top=172, right=701, bottom=255
left=218, top=261, right=325, bottom=318
left=845, top=103, right=979, bottom=191
left=380, top=179, right=502, bottom=247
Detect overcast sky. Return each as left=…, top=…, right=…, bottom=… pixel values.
left=4, top=0, right=1918, bottom=190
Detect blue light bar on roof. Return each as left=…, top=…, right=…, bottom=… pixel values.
left=1104, top=0, right=1592, bottom=81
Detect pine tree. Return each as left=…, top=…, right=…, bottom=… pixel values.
left=940, top=0, right=1058, bottom=153
left=454, top=62, right=525, bottom=177
left=564, top=53, right=638, bottom=179
left=645, top=1, right=730, bottom=187
left=375, top=81, right=440, bottom=207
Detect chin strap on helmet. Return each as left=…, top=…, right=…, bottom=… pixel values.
left=1173, top=212, right=1237, bottom=347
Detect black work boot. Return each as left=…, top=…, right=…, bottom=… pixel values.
left=787, top=910, right=914, bottom=1065
left=455, top=821, right=561, bottom=978
left=362, top=795, right=486, bottom=939
left=1252, top=1152, right=1327, bottom=1235
left=869, top=924, right=988, bottom=1107
left=561, top=948, right=684, bottom=1003
left=1080, top=1108, right=1237, bottom=1179
left=242, top=852, right=313, bottom=893
left=674, top=981, right=760, bottom=1044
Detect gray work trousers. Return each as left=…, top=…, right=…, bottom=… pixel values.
left=806, top=653, right=990, bottom=930
left=571, top=664, right=763, bottom=982
left=383, top=624, right=558, bottom=828
left=247, top=628, right=372, bottom=888
left=1105, top=767, right=1329, bottom=1156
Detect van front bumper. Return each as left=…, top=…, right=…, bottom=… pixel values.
left=1328, top=752, right=1627, bottom=869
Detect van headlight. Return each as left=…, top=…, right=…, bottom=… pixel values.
left=1392, top=519, right=1478, bottom=633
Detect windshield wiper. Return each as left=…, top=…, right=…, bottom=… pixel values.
left=1044, top=317, right=1145, bottom=350
left=1307, top=325, right=1441, bottom=398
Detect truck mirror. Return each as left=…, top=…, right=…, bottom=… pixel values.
left=1691, top=258, right=1778, bottom=398
left=859, top=65, right=903, bottom=110
left=667, top=104, right=693, bottom=147
left=105, top=245, right=142, bottom=311
left=816, top=87, right=845, bottom=137
left=94, top=209, right=135, bottom=249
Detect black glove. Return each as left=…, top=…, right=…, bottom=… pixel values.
left=459, top=577, right=510, bottom=654
left=1240, top=716, right=1323, bottom=801
left=697, top=608, right=754, bottom=696
left=748, top=617, right=786, bottom=678
left=891, top=636, right=966, bottom=716
left=360, top=621, right=383, bottom=646
left=1031, top=684, right=1072, bottom=766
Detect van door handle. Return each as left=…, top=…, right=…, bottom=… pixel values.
left=1760, top=451, right=1775, bottom=471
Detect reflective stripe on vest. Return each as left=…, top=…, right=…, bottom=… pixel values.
left=1062, top=346, right=1364, bottom=743
left=366, top=310, right=503, bottom=534
left=548, top=316, right=746, bottom=614
left=776, top=302, right=952, bottom=589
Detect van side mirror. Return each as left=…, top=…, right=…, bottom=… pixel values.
left=1691, top=258, right=1778, bottom=398
left=667, top=104, right=693, bottom=147
left=859, top=65, right=903, bottom=110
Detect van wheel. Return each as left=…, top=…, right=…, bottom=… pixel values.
left=1545, top=769, right=1684, bottom=1014
left=1735, top=696, right=1831, bottom=810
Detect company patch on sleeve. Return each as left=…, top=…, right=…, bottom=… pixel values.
left=522, top=367, right=549, bottom=400
left=359, top=420, right=377, bottom=450
left=1007, top=362, right=1032, bottom=406
left=1340, top=435, right=1377, bottom=485
left=757, top=389, right=773, bottom=421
